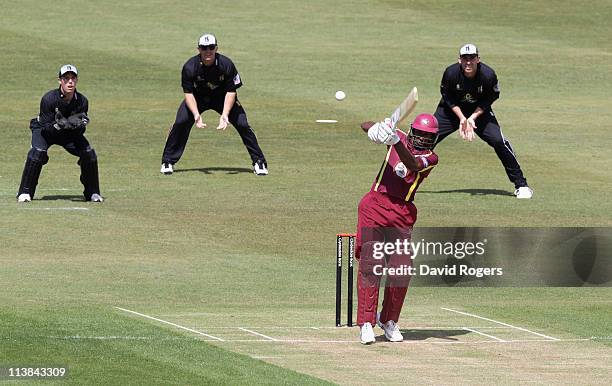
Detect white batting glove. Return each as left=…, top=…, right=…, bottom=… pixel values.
left=367, top=123, right=385, bottom=144
left=383, top=133, right=400, bottom=146
left=380, top=119, right=400, bottom=146
left=367, top=119, right=399, bottom=145
left=368, top=121, right=399, bottom=145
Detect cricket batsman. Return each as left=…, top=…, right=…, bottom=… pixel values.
left=356, top=113, right=439, bottom=344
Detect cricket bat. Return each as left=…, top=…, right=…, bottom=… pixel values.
left=389, top=87, right=418, bottom=129
left=360, top=87, right=419, bottom=132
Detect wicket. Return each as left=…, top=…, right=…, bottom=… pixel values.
left=335, top=233, right=356, bottom=327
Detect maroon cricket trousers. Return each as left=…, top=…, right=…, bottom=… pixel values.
left=355, top=190, right=416, bottom=326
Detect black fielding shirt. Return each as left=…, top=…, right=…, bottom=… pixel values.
left=181, top=53, right=242, bottom=99
left=35, top=88, right=89, bottom=130
left=437, top=62, right=500, bottom=116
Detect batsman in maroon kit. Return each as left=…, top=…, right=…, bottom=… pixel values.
left=356, top=113, right=439, bottom=344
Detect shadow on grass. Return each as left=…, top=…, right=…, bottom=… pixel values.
left=39, top=195, right=85, bottom=201
left=399, top=329, right=471, bottom=341
left=420, top=188, right=514, bottom=197
left=174, top=166, right=252, bottom=175
left=371, top=328, right=471, bottom=343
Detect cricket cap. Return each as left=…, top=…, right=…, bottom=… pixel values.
left=459, top=44, right=478, bottom=56
left=59, top=64, right=78, bottom=77
left=198, top=33, right=217, bottom=46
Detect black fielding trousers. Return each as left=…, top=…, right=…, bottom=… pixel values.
left=18, top=127, right=100, bottom=200
left=161, top=97, right=266, bottom=165
left=434, top=106, right=527, bottom=188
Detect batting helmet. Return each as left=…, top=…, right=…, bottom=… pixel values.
left=409, top=113, right=438, bottom=150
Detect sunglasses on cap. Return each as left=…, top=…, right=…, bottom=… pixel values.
left=199, top=44, right=217, bottom=51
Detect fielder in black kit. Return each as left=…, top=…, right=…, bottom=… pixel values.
left=434, top=44, right=532, bottom=199
left=161, top=33, right=268, bottom=176
left=17, top=64, right=103, bottom=203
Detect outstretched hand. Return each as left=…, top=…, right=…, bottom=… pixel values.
left=459, top=117, right=476, bottom=141
left=195, top=114, right=207, bottom=129
left=216, top=115, right=229, bottom=130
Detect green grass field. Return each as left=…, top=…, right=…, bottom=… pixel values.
left=1, top=0, right=611, bottom=384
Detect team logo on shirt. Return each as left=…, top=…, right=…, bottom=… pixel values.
left=233, top=74, right=241, bottom=85
left=462, top=93, right=477, bottom=104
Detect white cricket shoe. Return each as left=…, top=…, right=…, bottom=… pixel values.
left=253, top=160, right=268, bottom=176
left=17, top=193, right=31, bottom=203
left=360, top=322, right=376, bottom=345
left=90, top=193, right=104, bottom=202
left=160, top=163, right=173, bottom=175
left=514, top=186, right=533, bottom=199
left=380, top=320, right=403, bottom=342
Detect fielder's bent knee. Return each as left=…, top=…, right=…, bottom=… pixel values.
left=27, top=148, right=49, bottom=165
left=481, top=134, right=504, bottom=148
left=79, top=148, right=97, bottom=163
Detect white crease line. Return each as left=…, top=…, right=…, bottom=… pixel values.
left=490, top=338, right=589, bottom=343
left=178, top=326, right=510, bottom=330
left=463, top=327, right=506, bottom=342
left=49, top=335, right=151, bottom=340
left=115, top=307, right=224, bottom=341
left=43, top=335, right=595, bottom=345
left=208, top=339, right=269, bottom=342
left=36, top=188, right=128, bottom=192
left=442, top=307, right=560, bottom=341
left=204, top=338, right=590, bottom=344
left=186, top=326, right=344, bottom=329
left=19, top=207, right=89, bottom=211
left=238, top=328, right=278, bottom=341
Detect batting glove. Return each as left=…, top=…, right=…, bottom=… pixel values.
left=367, top=122, right=385, bottom=144
left=380, top=119, right=400, bottom=146
left=368, top=119, right=399, bottom=145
